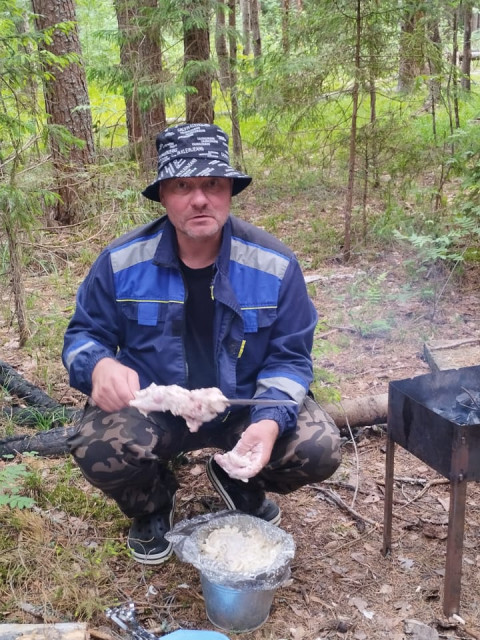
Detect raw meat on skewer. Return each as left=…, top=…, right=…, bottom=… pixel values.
left=129, top=383, right=230, bottom=432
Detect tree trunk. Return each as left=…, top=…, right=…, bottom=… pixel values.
left=428, top=17, right=442, bottom=107
left=342, top=0, right=361, bottom=263
left=114, top=0, right=167, bottom=173
left=31, top=0, right=95, bottom=225
left=184, top=0, right=214, bottom=124
left=228, top=0, right=243, bottom=170
left=281, top=0, right=289, bottom=54
left=461, top=3, right=473, bottom=91
left=397, top=8, right=424, bottom=92
left=451, top=8, right=460, bottom=130
left=114, top=0, right=143, bottom=145
left=215, top=0, right=230, bottom=92
left=250, top=0, right=262, bottom=66
left=137, top=0, right=167, bottom=171
left=240, top=0, right=251, bottom=56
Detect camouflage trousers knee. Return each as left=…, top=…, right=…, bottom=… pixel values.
left=67, top=395, right=342, bottom=518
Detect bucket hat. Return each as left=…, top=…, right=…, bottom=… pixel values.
left=142, top=123, right=252, bottom=201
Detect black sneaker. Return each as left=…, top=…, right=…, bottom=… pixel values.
left=127, top=496, right=176, bottom=565
left=206, top=456, right=281, bottom=525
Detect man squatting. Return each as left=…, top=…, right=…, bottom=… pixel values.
left=63, top=123, right=342, bottom=565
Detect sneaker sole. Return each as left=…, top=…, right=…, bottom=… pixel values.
left=206, top=457, right=282, bottom=526
left=127, top=495, right=176, bottom=565
left=128, top=544, right=173, bottom=565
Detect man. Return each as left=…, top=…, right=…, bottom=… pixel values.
left=63, top=123, right=341, bottom=566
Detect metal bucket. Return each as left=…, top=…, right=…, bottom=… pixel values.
left=200, top=572, right=276, bottom=632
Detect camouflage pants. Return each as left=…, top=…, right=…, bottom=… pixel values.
left=67, top=395, right=342, bottom=518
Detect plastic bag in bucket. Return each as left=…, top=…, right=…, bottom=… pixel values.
left=166, top=511, right=295, bottom=632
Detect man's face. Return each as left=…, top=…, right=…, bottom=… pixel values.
left=159, top=176, right=232, bottom=240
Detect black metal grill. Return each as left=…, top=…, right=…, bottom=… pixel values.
left=382, top=364, right=480, bottom=616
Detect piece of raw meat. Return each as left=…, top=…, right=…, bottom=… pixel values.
left=129, top=383, right=230, bottom=432
left=214, top=439, right=264, bottom=482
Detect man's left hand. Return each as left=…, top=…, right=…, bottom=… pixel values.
left=214, top=419, right=279, bottom=480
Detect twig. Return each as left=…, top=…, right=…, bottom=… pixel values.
left=324, top=480, right=371, bottom=495
left=311, top=485, right=380, bottom=528
left=464, top=627, right=480, bottom=640
left=399, top=477, right=449, bottom=509
left=428, top=338, right=480, bottom=351
left=340, top=408, right=360, bottom=508
left=320, top=325, right=358, bottom=337
left=317, top=525, right=378, bottom=559
left=377, top=476, right=428, bottom=487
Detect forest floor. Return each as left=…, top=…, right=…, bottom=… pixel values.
left=1, top=204, right=480, bottom=640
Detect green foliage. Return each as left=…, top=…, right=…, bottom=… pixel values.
left=0, top=461, right=36, bottom=509
left=333, top=271, right=399, bottom=338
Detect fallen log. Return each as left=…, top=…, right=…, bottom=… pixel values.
left=324, top=394, right=388, bottom=431
left=0, top=424, right=77, bottom=457
left=0, top=359, right=63, bottom=411
left=0, top=623, right=87, bottom=640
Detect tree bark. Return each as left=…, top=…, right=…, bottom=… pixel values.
left=324, top=394, right=388, bottom=431
left=397, top=7, right=424, bottom=92
left=215, top=0, right=230, bottom=92
left=240, top=0, right=251, bottom=56
left=250, top=0, right=262, bottom=66
left=228, top=0, right=243, bottom=169
left=137, top=0, right=167, bottom=171
left=342, top=0, right=361, bottom=263
left=184, top=0, right=214, bottom=124
left=461, top=3, right=473, bottom=91
left=114, top=0, right=143, bottom=145
left=114, top=0, right=167, bottom=173
left=0, top=359, right=65, bottom=410
left=281, top=0, right=289, bottom=54
left=31, top=0, right=95, bottom=225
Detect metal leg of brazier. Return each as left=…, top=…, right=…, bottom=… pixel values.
left=382, top=431, right=395, bottom=556
left=443, top=431, right=468, bottom=617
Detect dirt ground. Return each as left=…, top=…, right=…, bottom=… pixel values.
left=1, top=248, right=480, bottom=640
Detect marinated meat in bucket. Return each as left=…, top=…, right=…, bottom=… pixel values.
left=199, top=523, right=283, bottom=573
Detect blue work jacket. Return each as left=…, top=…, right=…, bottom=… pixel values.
left=62, top=215, right=318, bottom=435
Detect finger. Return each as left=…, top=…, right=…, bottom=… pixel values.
left=125, top=368, right=141, bottom=396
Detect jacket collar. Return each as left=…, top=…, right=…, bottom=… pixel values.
left=152, top=215, right=234, bottom=273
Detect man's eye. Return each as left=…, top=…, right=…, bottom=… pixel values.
left=174, top=181, right=190, bottom=193
left=205, top=179, right=221, bottom=192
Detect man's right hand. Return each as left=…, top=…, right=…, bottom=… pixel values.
left=91, top=358, right=140, bottom=412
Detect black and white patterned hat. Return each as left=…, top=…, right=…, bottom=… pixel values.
left=142, top=123, right=252, bottom=201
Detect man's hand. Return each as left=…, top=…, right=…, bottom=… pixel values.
left=91, top=358, right=140, bottom=412
left=214, top=419, right=279, bottom=481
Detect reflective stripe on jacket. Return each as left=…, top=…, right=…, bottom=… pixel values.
left=62, top=215, right=318, bottom=435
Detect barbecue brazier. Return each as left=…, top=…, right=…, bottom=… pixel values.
left=382, top=364, right=480, bottom=616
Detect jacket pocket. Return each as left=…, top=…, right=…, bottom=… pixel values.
left=119, top=301, right=167, bottom=328
left=241, top=306, right=277, bottom=333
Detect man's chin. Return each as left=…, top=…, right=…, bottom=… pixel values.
left=185, top=221, right=221, bottom=239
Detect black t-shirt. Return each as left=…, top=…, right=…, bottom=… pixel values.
left=180, top=261, right=216, bottom=389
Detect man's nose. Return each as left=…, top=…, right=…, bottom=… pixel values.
left=190, top=186, right=209, bottom=205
